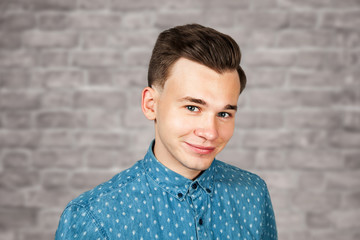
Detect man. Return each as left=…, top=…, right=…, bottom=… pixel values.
left=55, top=24, right=277, bottom=240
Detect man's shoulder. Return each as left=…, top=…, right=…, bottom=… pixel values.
left=66, top=160, right=145, bottom=208
left=213, top=160, right=267, bottom=190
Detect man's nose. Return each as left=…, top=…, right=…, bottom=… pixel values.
left=194, top=115, right=219, bottom=141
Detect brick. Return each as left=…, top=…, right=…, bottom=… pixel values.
left=157, top=0, right=207, bottom=9
left=254, top=150, right=288, bottom=169
left=258, top=171, right=298, bottom=189
left=0, top=207, right=38, bottom=229
left=124, top=49, right=152, bottom=67
left=0, top=32, right=21, bottom=50
left=288, top=70, right=346, bottom=87
left=279, top=0, right=360, bottom=8
left=0, top=13, right=35, bottom=31
left=20, top=231, right=54, bottom=240
left=78, top=0, right=110, bottom=9
left=0, top=91, right=40, bottom=111
left=241, top=131, right=294, bottom=148
left=110, top=0, right=161, bottom=10
left=0, top=170, right=39, bottom=189
left=275, top=210, right=306, bottom=230
left=329, top=131, right=360, bottom=148
left=340, top=83, right=360, bottom=106
left=121, top=30, right=158, bottom=49
left=342, top=191, right=360, bottom=209
left=36, top=111, right=85, bottom=129
left=86, top=149, right=123, bottom=168
left=87, top=69, right=118, bottom=87
left=42, top=170, right=69, bottom=189
left=84, top=110, right=121, bottom=130
left=123, top=108, right=152, bottom=128
left=74, top=90, right=126, bottom=110
left=321, top=11, right=360, bottom=30
left=245, top=69, right=286, bottom=87
left=34, top=51, right=69, bottom=67
left=217, top=149, right=256, bottom=170
left=17, top=0, right=76, bottom=11
left=343, top=111, right=360, bottom=131
left=38, top=209, right=62, bottom=229
left=292, top=191, right=341, bottom=212
left=295, top=50, right=344, bottom=70
left=0, top=232, right=14, bottom=240
left=326, top=171, right=360, bottom=190
left=295, top=90, right=340, bottom=108
left=291, top=130, right=329, bottom=149
left=76, top=131, right=127, bottom=148
left=285, top=110, right=341, bottom=129
left=2, top=150, right=30, bottom=169
left=246, top=89, right=298, bottom=109
left=306, top=212, right=334, bottom=229
left=0, top=69, right=31, bottom=89
left=289, top=150, right=344, bottom=169
left=289, top=11, right=318, bottom=28
left=0, top=131, right=40, bottom=148
left=71, top=172, right=113, bottom=190
left=3, top=111, right=32, bottom=129
left=236, top=111, right=284, bottom=129
left=81, top=32, right=126, bottom=49
left=72, top=52, right=123, bottom=67
left=277, top=30, right=343, bottom=48
left=344, top=151, right=360, bottom=169
left=331, top=209, right=360, bottom=229
left=114, top=69, right=148, bottom=87
left=208, top=0, right=250, bottom=8
left=37, top=12, right=71, bottom=30
left=246, top=50, right=295, bottom=67
left=0, top=189, right=25, bottom=207
left=251, top=0, right=278, bottom=8
left=33, top=149, right=83, bottom=169
left=38, top=131, right=75, bottom=148
left=0, top=51, right=34, bottom=67
left=310, top=229, right=360, bottom=240
left=235, top=11, right=288, bottom=29
left=298, top=172, right=325, bottom=190
left=122, top=12, right=154, bottom=29
left=27, top=189, right=77, bottom=208
left=202, top=10, right=236, bottom=28
left=40, top=90, right=74, bottom=108
left=155, top=12, right=206, bottom=29
left=23, top=31, right=78, bottom=48
left=70, top=13, right=122, bottom=29
left=34, top=70, right=84, bottom=89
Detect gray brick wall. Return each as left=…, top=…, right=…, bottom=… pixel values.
left=0, top=0, right=359, bottom=239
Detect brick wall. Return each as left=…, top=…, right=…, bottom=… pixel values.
left=0, top=0, right=359, bottom=239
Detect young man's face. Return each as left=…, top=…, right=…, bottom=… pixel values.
left=143, top=58, right=240, bottom=179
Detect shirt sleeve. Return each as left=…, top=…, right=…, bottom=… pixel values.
left=55, top=204, right=107, bottom=240
left=261, top=183, right=278, bottom=240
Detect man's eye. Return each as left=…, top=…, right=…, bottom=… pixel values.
left=186, top=106, right=199, bottom=112
left=218, top=112, right=231, bottom=118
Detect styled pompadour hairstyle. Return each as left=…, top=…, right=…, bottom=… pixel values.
left=147, top=23, right=247, bottom=94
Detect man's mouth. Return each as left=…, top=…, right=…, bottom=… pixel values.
left=184, top=142, right=216, bottom=154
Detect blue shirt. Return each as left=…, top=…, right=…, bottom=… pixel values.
left=55, top=142, right=277, bottom=240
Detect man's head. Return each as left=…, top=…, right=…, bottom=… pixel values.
left=142, top=24, right=246, bottom=180
left=147, top=23, right=246, bottom=93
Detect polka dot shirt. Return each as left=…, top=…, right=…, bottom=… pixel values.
left=55, top=142, right=277, bottom=239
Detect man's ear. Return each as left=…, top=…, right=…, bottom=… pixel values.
left=141, top=87, right=158, bottom=120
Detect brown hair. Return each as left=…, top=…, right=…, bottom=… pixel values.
left=147, top=24, right=247, bottom=93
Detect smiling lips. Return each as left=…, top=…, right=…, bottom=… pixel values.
left=185, top=142, right=216, bottom=154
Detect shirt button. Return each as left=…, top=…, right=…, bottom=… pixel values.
left=199, top=218, right=203, bottom=225
left=177, top=192, right=183, bottom=198
left=206, top=188, right=211, bottom=193
left=192, top=183, right=198, bottom=189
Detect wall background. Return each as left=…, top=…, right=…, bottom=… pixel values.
left=0, top=0, right=359, bottom=239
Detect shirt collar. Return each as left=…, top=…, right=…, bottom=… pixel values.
left=142, top=140, right=215, bottom=201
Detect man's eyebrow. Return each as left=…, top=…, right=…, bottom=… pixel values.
left=179, top=96, right=238, bottom=111
left=224, top=104, right=238, bottom=111
left=179, top=97, right=207, bottom=106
